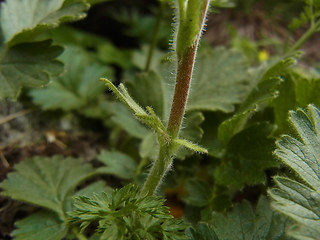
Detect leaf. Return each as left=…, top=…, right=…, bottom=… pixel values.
left=209, top=196, right=289, bottom=240
left=97, top=150, right=137, bottom=180
left=0, top=0, right=89, bottom=45
left=183, top=179, right=212, bottom=207
left=186, top=223, right=219, bottom=240
left=0, top=40, right=63, bottom=99
left=98, top=43, right=133, bottom=69
left=218, top=55, right=296, bottom=145
left=140, top=133, right=159, bottom=160
left=12, top=211, right=68, bottom=240
left=69, top=184, right=187, bottom=240
left=273, top=71, right=320, bottom=134
left=269, top=104, right=320, bottom=239
left=186, top=46, right=249, bottom=112
left=174, top=139, right=208, bottom=154
left=214, top=123, right=277, bottom=189
left=30, top=46, right=110, bottom=111
left=125, top=71, right=165, bottom=118
left=0, top=156, right=95, bottom=218
left=132, top=45, right=165, bottom=71
left=109, top=102, right=150, bottom=139
left=176, top=111, right=205, bottom=159
left=74, top=181, right=113, bottom=198
left=289, top=0, right=320, bottom=30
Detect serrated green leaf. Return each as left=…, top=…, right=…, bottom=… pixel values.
left=0, top=40, right=63, bottom=99
left=210, top=196, right=288, bottom=240
left=30, top=46, right=110, bottom=111
left=74, top=181, right=113, bottom=198
left=0, top=156, right=95, bottom=218
left=97, top=150, right=137, bottom=179
left=12, top=211, right=67, bottom=240
left=214, top=123, right=277, bottom=189
left=269, top=104, right=320, bottom=239
left=0, top=0, right=89, bottom=45
left=186, top=223, right=219, bottom=240
left=186, top=46, right=249, bottom=112
left=218, top=55, right=297, bottom=145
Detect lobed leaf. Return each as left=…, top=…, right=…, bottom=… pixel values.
left=12, top=211, right=67, bottom=240
left=30, top=46, right=110, bottom=111
left=0, top=40, right=63, bottom=99
left=269, top=104, right=320, bottom=239
left=186, top=197, right=288, bottom=240
left=186, top=46, right=249, bottom=113
left=97, top=150, right=137, bottom=180
left=0, top=156, right=95, bottom=219
left=0, top=0, right=89, bottom=45
left=186, top=223, right=219, bottom=240
left=218, top=55, right=296, bottom=145
left=210, top=196, right=289, bottom=240
left=272, top=71, right=320, bottom=134
left=214, top=123, right=277, bottom=189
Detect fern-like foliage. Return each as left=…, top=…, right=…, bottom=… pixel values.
left=69, top=184, right=188, bottom=240
left=289, top=0, right=320, bottom=30
left=269, top=104, right=320, bottom=239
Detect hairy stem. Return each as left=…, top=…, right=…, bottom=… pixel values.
left=141, top=141, right=172, bottom=195
left=141, top=0, right=210, bottom=195
left=167, top=44, right=197, bottom=138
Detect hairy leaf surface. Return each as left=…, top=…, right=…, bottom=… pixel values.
left=187, top=197, right=288, bottom=240
left=269, top=104, right=320, bottom=239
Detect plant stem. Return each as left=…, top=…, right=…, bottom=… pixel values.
left=167, top=44, right=198, bottom=138
left=288, top=21, right=320, bottom=53
left=145, top=4, right=164, bottom=72
left=141, top=0, right=210, bottom=195
left=141, top=141, right=171, bottom=195
left=167, top=0, right=210, bottom=138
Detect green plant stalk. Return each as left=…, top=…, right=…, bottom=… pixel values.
left=141, top=0, right=210, bottom=195
left=288, top=20, right=320, bottom=53
left=141, top=138, right=173, bottom=196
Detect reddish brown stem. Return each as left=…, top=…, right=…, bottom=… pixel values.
left=167, top=43, right=198, bottom=138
